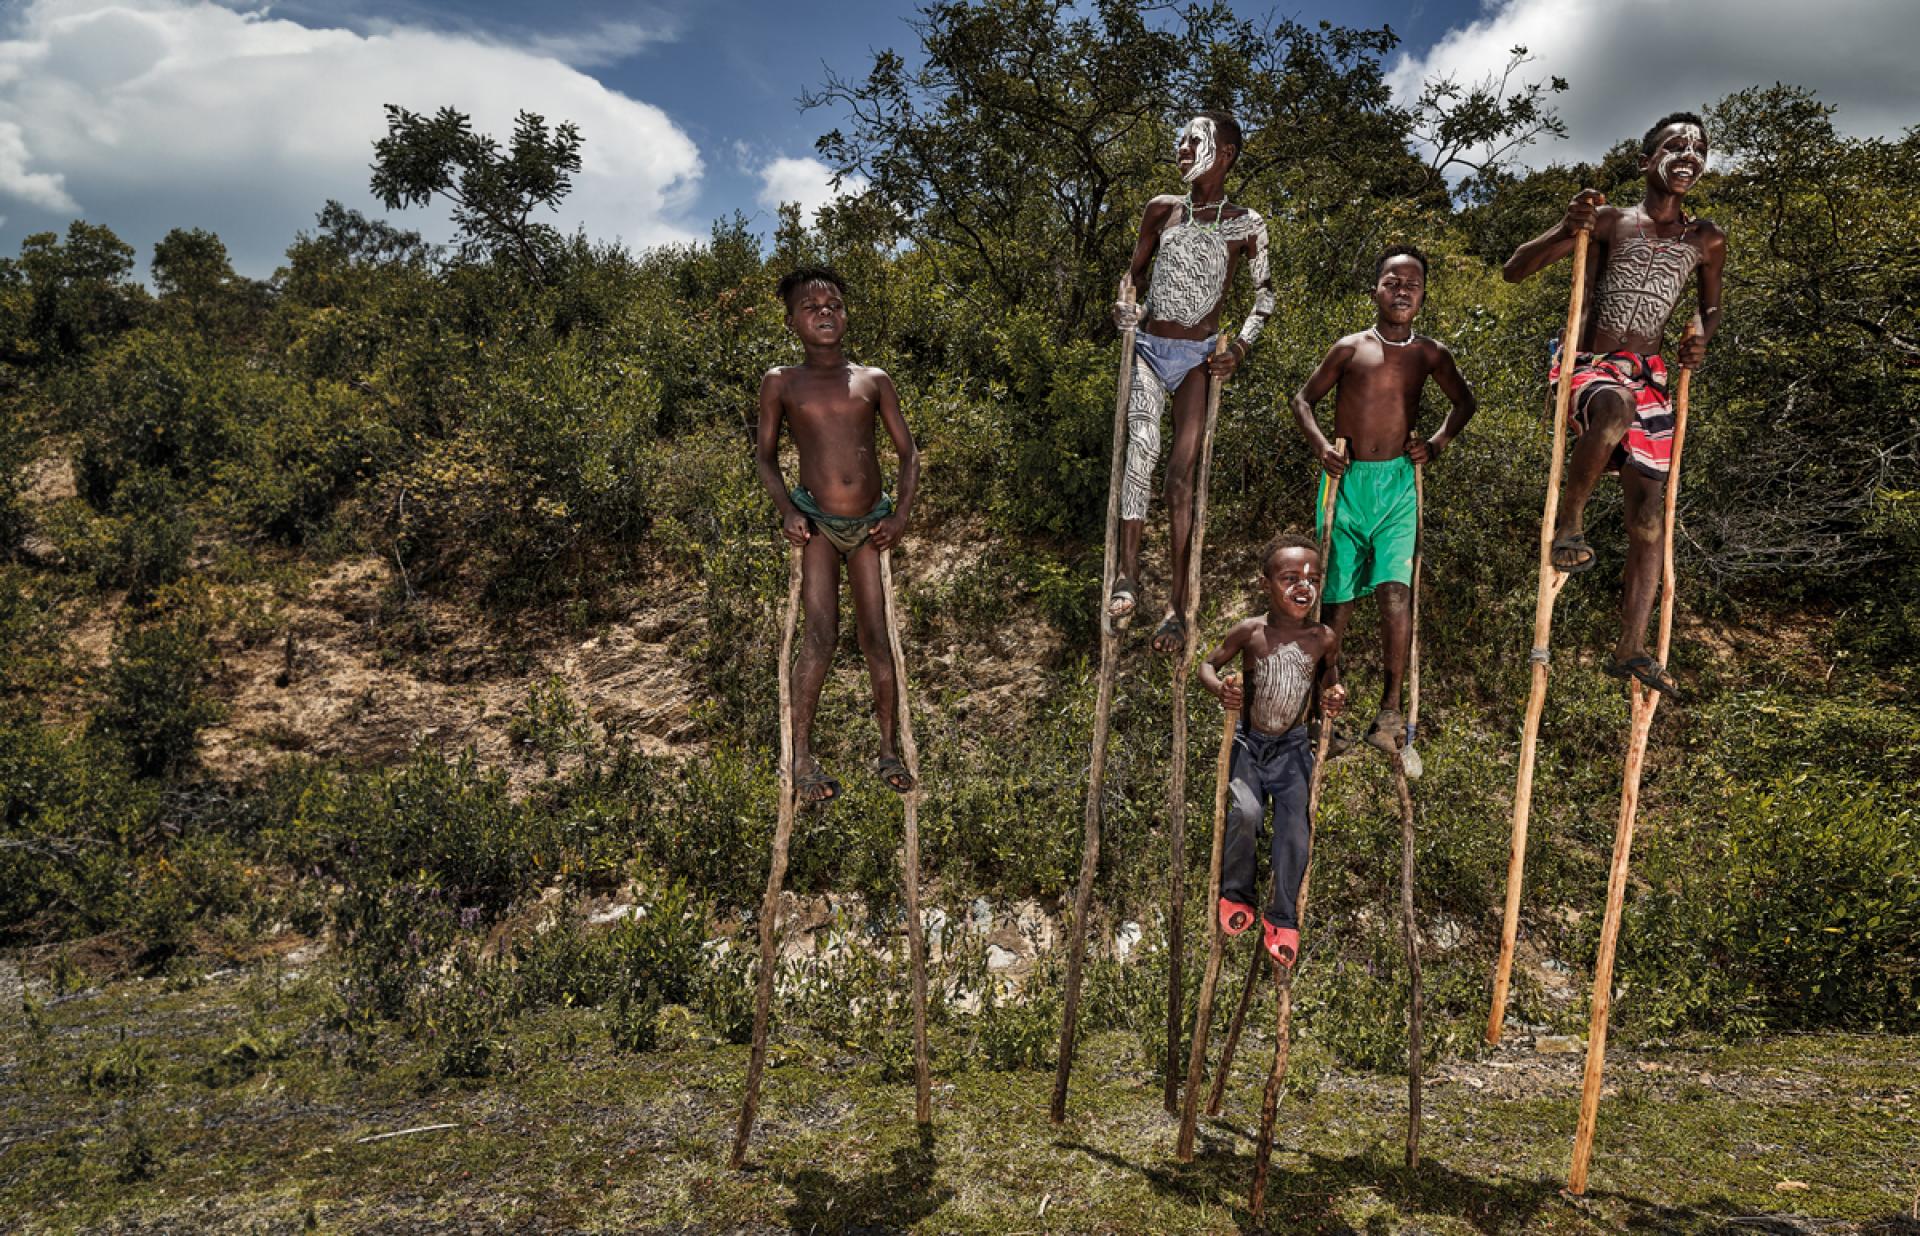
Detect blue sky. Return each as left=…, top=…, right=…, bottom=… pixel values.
left=1, top=0, right=1913, bottom=276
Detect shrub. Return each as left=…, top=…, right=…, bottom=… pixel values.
left=91, top=598, right=223, bottom=777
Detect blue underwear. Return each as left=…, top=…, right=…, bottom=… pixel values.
left=1136, top=330, right=1217, bottom=391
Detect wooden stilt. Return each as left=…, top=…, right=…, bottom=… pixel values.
left=1489, top=230, right=1593, bottom=1045
left=1176, top=674, right=1239, bottom=1159
left=1397, top=460, right=1425, bottom=1169
left=1165, top=335, right=1231, bottom=1112
left=879, top=550, right=932, bottom=1125
left=1250, top=442, right=1343, bottom=1222
left=730, top=545, right=805, bottom=1169
left=1569, top=352, right=1694, bottom=1194
left=1053, top=280, right=1139, bottom=1124
left=1204, top=915, right=1264, bottom=1117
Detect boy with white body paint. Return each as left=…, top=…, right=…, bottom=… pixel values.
left=1110, top=109, right=1275, bottom=654
left=1503, top=111, right=1727, bottom=696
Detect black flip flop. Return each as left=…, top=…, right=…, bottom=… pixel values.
left=1150, top=613, right=1185, bottom=655
left=795, top=762, right=840, bottom=804
left=875, top=754, right=916, bottom=795
left=1604, top=655, right=1681, bottom=698
left=1551, top=533, right=1597, bottom=574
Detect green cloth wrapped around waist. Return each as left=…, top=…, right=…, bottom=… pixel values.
left=790, top=485, right=894, bottom=555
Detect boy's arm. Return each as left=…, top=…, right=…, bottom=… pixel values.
left=1678, top=224, right=1728, bottom=369
left=1313, top=625, right=1347, bottom=719
left=1503, top=190, right=1613, bottom=283
left=1198, top=622, right=1252, bottom=708
left=1410, top=342, right=1478, bottom=464
left=754, top=370, right=809, bottom=547
left=1208, top=216, right=1275, bottom=381
left=1113, top=200, right=1170, bottom=330
left=869, top=371, right=918, bottom=553
left=1290, top=344, right=1353, bottom=474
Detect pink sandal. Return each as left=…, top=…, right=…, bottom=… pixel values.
left=1263, top=920, right=1300, bottom=968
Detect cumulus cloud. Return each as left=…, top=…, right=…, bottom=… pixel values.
left=0, top=0, right=703, bottom=275
left=756, top=155, right=868, bottom=222
left=1387, top=0, right=1920, bottom=169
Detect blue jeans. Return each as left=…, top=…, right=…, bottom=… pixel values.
left=1221, top=722, right=1314, bottom=929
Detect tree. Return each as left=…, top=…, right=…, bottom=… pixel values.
left=1407, top=46, right=1568, bottom=204
left=369, top=106, right=583, bottom=282
left=5, top=221, right=146, bottom=366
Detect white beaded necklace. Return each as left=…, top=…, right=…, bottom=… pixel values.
left=1370, top=326, right=1417, bottom=348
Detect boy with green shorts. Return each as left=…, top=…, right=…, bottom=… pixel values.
left=1290, top=246, right=1477, bottom=756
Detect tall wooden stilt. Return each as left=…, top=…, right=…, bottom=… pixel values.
left=1396, top=460, right=1426, bottom=1169
left=1569, top=353, right=1694, bottom=1194
left=1164, top=336, right=1231, bottom=1112
left=879, top=550, right=932, bottom=1125
left=1176, top=676, right=1239, bottom=1159
left=1489, top=230, right=1593, bottom=1045
left=730, top=545, right=805, bottom=1169
left=1250, top=442, right=1343, bottom=1222
left=1204, top=916, right=1264, bottom=1117
left=1053, top=280, right=1139, bottom=1123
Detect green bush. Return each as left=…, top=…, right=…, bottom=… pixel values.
left=91, top=598, right=223, bottom=777
left=975, top=980, right=1058, bottom=1072
left=1623, top=774, right=1919, bottom=1033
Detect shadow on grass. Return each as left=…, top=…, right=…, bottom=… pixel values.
left=777, top=1124, right=953, bottom=1233
left=1058, top=1124, right=1819, bottom=1235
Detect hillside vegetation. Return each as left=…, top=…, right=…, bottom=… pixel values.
left=1, top=4, right=1916, bottom=1229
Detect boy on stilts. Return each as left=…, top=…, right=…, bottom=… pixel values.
left=1109, top=110, right=1274, bottom=652
left=1290, top=246, right=1477, bottom=759
left=1198, top=536, right=1347, bottom=967
left=753, top=267, right=921, bottom=802
left=1503, top=113, right=1726, bottom=695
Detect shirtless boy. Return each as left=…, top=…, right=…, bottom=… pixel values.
left=1109, top=110, right=1275, bottom=653
left=1198, top=535, right=1346, bottom=966
left=1290, top=245, right=1477, bottom=755
left=754, top=267, right=920, bottom=803
left=1504, top=112, right=1726, bottom=695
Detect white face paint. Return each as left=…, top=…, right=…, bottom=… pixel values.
left=1178, top=116, right=1217, bottom=184
left=1654, top=123, right=1708, bottom=190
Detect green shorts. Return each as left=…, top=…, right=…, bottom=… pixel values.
left=1318, top=457, right=1417, bottom=605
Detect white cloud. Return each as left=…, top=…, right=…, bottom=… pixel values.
left=1387, top=0, right=1920, bottom=170
left=0, top=0, right=704, bottom=275
left=756, top=155, right=867, bottom=222
left=524, top=18, right=676, bottom=69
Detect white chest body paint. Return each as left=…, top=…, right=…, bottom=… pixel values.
left=1146, top=204, right=1267, bottom=329
left=1248, top=640, right=1315, bottom=735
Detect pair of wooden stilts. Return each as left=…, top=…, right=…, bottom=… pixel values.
left=730, top=546, right=931, bottom=1169
left=1484, top=230, right=1698, bottom=1193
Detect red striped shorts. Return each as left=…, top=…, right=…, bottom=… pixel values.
left=1547, top=350, right=1674, bottom=479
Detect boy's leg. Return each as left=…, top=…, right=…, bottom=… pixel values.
left=1375, top=582, right=1412, bottom=714
left=1264, top=739, right=1313, bottom=929
left=1220, top=737, right=1263, bottom=914
left=1114, top=358, right=1169, bottom=617
left=845, top=541, right=908, bottom=788
left=1615, top=467, right=1667, bottom=665
left=1554, top=385, right=1635, bottom=545
left=1156, top=364, right=1213, bottom=648
left=792, top=533, right=842, bottom=801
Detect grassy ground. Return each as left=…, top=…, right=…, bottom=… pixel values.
left=3, top=960, right=1916, bottom=1234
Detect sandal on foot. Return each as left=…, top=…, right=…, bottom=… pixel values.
left=1263, top=919, right=1300, bottom=969
left=1604, top=655, right=1681, bottom=698
left=1365, top=708, right=1407, bottom=756
left=1550, top=533, right=1597, bottom=574
left=875, top=754, right=916, bottom=794
left=1150, top=613, right=1186, bottom=655
left=794, top=760, right=839, bottom=805
left=1219, top=898, right=1256, bottom=937
left=1108, top=576, right=1138, bottom=622
left=1315, top=720, right=1356, bottom=759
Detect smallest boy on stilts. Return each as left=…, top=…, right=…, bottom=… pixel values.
left=1290, top=246, right=1477, bottom=756
left=1504, top=112, right=1726, bottom=695
left=1110, top=110, right=1274, bottom=652
left=1199, top=536, right=1347, bottom=965
left=754, top=268, right=921, bottom=803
